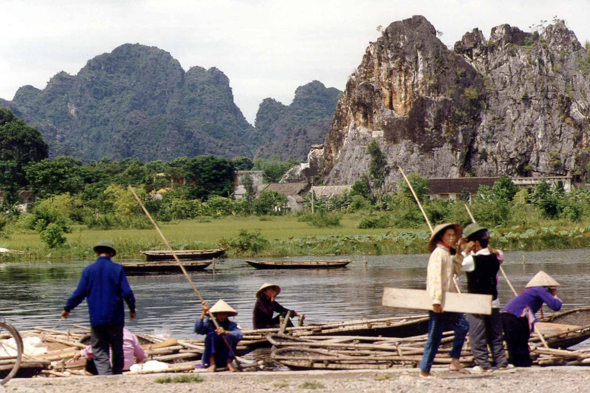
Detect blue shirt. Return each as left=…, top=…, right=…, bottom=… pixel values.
left=194, top=317, right=243, bottom=341
left=64, top=256, right=136, bottom=326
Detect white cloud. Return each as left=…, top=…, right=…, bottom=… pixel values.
left=1, top=0, right=589, bottom=122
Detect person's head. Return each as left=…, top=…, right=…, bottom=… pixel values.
left=428, top=223, right=462, bottom=252
left=93, top=239, right=116, bottom=258
left=525, top=270, right=560, bottom=289
left=209, top=300, right=238, bottom=321
left=256, top=283, right=281, bottom=300
left=467, top=229, right=490, bottom=251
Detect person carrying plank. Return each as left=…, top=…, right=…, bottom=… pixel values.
left=501, top=271, right=562, bottom=367
left=61, top=239, right=136, bottom=376
left=460, top=223, right=510, bottom=372
left=195, top=300, right=243, bottom=372
left=419, top=223, right=470, bottom=379
left=253, top=283, right=302, bottom=329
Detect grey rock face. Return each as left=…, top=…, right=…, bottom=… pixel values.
left=295, top=16, right=590, bottom=187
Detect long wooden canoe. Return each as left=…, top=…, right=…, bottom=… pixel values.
left=121, top=260, right=212, bottom=275
left=245, top=259, right=352, bottom=269
left=140, top=248, right=225, bottom=261
left=534, top=307, right=590, bottom=349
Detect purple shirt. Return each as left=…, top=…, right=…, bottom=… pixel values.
left=502, top=286, right=562, bottom=330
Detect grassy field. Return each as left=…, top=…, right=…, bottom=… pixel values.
left=2, top=214, right=590, bottom=261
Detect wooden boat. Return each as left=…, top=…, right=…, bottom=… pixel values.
left=121, top=260, right=212, bottom=275
left=140, top=248, right=225, bottom=261
left=245, top=259, right=352, bottom=269
left=534, top=307, right=590, bottom=349
left=239, top=314, right=430, bottom=352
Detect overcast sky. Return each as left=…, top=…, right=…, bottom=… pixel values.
left=1, top=0, right=589, bottom=124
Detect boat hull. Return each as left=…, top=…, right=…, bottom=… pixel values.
left=140, top=249, right=225, bottom=261
left=245, top=260, right=351, bottom=269
left=121, top=261, right=212, bottom=275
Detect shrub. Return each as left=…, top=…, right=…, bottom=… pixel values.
left=253, top=191, right=288, bottom=215
left=219, top=229, right=269, bottom=254
left=349, top=195, right=371, bottom=212
left=169, top=199, right=204, bottom=220
left=40, top=223, right=67, bottom=248
left=390, top=197, right=424, bottom=228
left=358, top=213, right=390, bottom=229
left=205, top=196, right=235, bottom=216
left=298, top=211, right=342, bottom=227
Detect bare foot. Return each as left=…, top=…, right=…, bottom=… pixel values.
left=419, top=370, right=437, bottom=379
left=206, top=364, right=216, bottom=373
left=449, top=358, right=462, bottom=371
left=227, top=361, right=238, bottom=372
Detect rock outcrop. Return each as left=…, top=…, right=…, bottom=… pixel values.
left=292, top=16, right=590, bottom=187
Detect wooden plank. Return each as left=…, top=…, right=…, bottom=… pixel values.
left=382, top=288, right=492, bottom=315
left=535, top=322, right=582, bottom=336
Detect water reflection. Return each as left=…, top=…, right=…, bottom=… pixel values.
left=0, top=250, right=588, bottom=346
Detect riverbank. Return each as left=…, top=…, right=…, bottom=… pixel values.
left=4, top=366, right=590, bottom=393
left=1, top=215, right=590, bottom=261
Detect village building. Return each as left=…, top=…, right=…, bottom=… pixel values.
left=262, top=182, right=310, bottom=212
left=233, top=171, right=265, bottom=199
left=0, top=191, right=35, bottom=212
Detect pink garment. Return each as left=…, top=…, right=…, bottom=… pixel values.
left=82, top=328, right=147, bottom=371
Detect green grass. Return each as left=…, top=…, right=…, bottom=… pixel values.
left=155, top=374, right=203, bottom=384
left=300, top=380, right=325, bottom=390
left=2, top=214, right=590, bottom=261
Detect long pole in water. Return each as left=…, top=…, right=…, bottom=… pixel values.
left=128, top=185, right=242, bottom=369
left=398, top=167, right=461, bottom=293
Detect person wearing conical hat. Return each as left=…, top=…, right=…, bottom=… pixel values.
left=501, top=271, right=562, bottom=367
left=460, top=223, right=510, bottom=372
left=195, top=299, right=243, bottom=372
left=253, top=283, right=303, bottom=329
left=419, top=223, right=470, bottom=379
left=61, top=240, right=136, bottom=376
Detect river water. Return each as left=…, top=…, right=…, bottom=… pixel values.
left=1, top=250, right=589, bottom=345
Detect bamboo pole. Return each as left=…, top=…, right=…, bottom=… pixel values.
left=128, top=185, right=241, bottom=370
left=398, top=167, right=461, bottom=293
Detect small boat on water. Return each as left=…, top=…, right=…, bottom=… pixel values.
left=535, top=307, right=590, bottom=349
left=140, top=248, right=225, bottom=261
left=121, top=260, right=213, bottom=275
left=245, top=259, right=352, bottom=269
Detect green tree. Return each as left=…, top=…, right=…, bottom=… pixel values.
left=242, top=173, right=256, bottom=214
left=367, top=140, right=389, bottom=189
left=25, top=156, right=90, bottom=198
left=232, top=156, right=254, bottom=171
left=183, top=155, right=235, bottom=200
left=253, top=190, right=288, bottom=215
left=492, top=175, right=518, bottom=201
left=253, top=156, right=298, bottom=183
left=0, top=108, right=48, bottom=204
left=397, top=173, right=430, bottom=202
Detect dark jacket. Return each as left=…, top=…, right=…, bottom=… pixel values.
left=253, top=296, right=294, bottom=329
left=466, top=253, right=500, bottom=300
left=64, top=256, right=135, bottom=326
left=194, top=317, right=243, bottom=340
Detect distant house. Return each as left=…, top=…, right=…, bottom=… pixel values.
left=512, top=176, right=573, bottom=192
left=263, top=182, right=310, bottom=212
left=0, top=191, right=35, bottom=212
left=310, top=185, right=352, bottom=200
left=233, top=171, right=265, bottom=199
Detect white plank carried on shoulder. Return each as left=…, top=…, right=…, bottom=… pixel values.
left=382, top=288, right=493, bottom=315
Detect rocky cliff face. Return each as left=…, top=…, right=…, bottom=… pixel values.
left=254, top=81, right=341, bottom=161
left=288, top=16, right=590, bottom=187
left=1, top=44, right=255, bottom=161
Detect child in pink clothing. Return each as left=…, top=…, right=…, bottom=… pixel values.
left=83, top=328, right=147, bottom=373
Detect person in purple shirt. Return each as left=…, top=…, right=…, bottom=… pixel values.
left=501, top=271, right=562, bottom=367
left=252, top=283, right=303, bottom=329
left=61, top=240, right=136, bottom=375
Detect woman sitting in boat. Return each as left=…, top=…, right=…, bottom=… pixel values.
left=253, top=283, right=302, bottom=329
left=195, top=300, right=243, bottom=372
left=501, top=271, right=562, bottom=367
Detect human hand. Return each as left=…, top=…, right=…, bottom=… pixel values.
left=549, top=288, right=558, bottom=296
left=61, top=310, right=70, bottom=319
left=215, top=327, right=227, bottom=336
left=463, top=241, right=476, bottom=254
left=433, top=304, right=443, bottom=313
left=201, top=301, right=210, bottom=314
left=130, top=312, right=136, bottom=321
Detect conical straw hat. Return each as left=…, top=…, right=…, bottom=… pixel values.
left=525, top=271, right=560, bottom=288
left=256, top=283, right=281, bottom=298
left=427, top=223, right=463, bottom=252
left=209, top=300, right=238, bottom=316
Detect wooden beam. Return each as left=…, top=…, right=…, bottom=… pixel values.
left=382, top=288, right=492, bottom=315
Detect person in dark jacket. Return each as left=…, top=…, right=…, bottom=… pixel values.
left=460, top=223, right=509, bottom=372
left=195, top=299, right=242, bottom=372
left=501, top=271, right=562, bottom=367
left=253, top=283, right=302, bottom=329
left=61, top=240, right=136, bottom=375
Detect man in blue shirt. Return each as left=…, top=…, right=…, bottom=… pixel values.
left=61, top=239, right=136, bottom=375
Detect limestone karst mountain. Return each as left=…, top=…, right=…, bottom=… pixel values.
left=285, top=16, right=590, bottom=187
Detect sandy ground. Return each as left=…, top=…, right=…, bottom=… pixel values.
left=3, top=366, right=590, bottom=393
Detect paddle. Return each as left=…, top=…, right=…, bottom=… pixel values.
left=128, top=185, right=242, bottom=370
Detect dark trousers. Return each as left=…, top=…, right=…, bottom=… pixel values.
left=419, top=312, right=470, bottom=373
left=467, top=309, right=508, bottom=369
left=501, top=313, right=532, bottom=367
left=201, top=332, right=239, bottom=368
left=90, top=323, right=124, bottom=375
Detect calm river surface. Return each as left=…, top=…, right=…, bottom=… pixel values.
left=1, top=250, right=589, bottom=344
